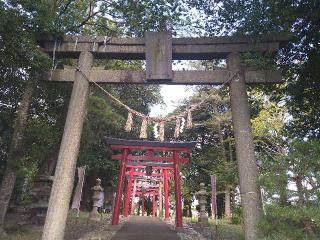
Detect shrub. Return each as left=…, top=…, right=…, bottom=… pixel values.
left=231, top=205, right=242, bottom=224
left=258, top=204, right=320, bottom=240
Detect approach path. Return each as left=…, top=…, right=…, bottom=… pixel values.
left=111, top=216, right=180, bottom=240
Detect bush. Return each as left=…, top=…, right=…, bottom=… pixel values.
left=231, top=205, right=242, bottom=224
left=258, top=204, right=320, bottom=240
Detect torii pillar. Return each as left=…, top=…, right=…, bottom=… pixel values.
left=42, top=51, right=93, bottom=240
left=158, top=181, right=163, bottom=217
left=173, top=151, right=183, bottom=228
left=112, top=148, right=129, bottom=225
left=228, top=52, right=262, bottom=240
left=130, top=178, right=137, bottom=215
left=152, top=193, right=156, bottom=217
left=163, top=169, right=169, bottom=220
left=141, top=192, right=145, bottom=216
left=123, top=170, right=133, bottom=217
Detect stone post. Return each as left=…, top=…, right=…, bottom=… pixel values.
left=195, top=183, right=209, bottom=227
left=42, top=51, right=93, bottom=240
left=228, top=52, right=262, bottom=240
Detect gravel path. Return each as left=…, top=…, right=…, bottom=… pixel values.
left=111, top=216, right=180, bottom=240
left=163, top=218, right=207, bottom=240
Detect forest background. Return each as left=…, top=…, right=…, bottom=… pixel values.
left=0, top=0, right=320, bottom=239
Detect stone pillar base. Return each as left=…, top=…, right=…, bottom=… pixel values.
left=198, top=216, right=208, bottom=227
left=89, top=207, right=101, bottom=221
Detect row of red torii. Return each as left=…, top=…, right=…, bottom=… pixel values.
left=105, top=137, right=196, bottom=227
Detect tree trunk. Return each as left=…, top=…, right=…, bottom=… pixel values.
left=217, top=121, right=232, bottom=219
left=188, top=200, right=192, bottom=218
left=0, top=169, right=16, bottom=235
left=278, top=173, right=288, bottom=206
left=224, top=186, right=232, bottom=218
left=217, top=121, right=226, bottom=159
left=227, top=128, right=234, bottom=162
left=295, top=176, right=305, bottom=206
left=0, top=78, right=36, bottom=234
left=38, top=94, right=70, bottom=176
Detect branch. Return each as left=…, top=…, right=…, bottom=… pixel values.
left=67, top=10, right=103, bottom=32
left=96, top=14, right=125, bottom=25
left=58, top=0, right=74, bottom=16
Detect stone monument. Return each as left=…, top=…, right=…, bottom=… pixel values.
left=30, top=175, right=54, bottom=224
left=89, top=178, right=104, bottom=221
left=195, top=183, right=209, bottom=227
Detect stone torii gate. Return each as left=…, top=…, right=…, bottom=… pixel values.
left=40, top=32, right=288, bottom=240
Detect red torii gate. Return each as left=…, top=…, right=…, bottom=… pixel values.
left=123, top=167, right=173, bottom=219
left=105, top=137, right=196, bottom=228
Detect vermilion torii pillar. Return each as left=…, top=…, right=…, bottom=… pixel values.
left=152, top=192, right=156, bottom=217
left=130, top=178, right=137, bottom=215
left=123, top=170, right=133, bottom=217
left=112, top=148, right=128, bottom=225
left=173, top=151, right=183, bottom=228
left=158, top=181, right=163, bottom=217
left=141, top=192, right=145, bottom=216
left=163, top=169, right=169, bottom=220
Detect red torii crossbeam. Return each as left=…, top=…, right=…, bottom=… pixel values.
left=105, top=137, right=196, bottom=228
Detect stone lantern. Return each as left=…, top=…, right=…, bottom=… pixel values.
left=30, top=175, right=54, bottom=224
left=89, top=178, right=104, bottom=221
left=195, top=183, right=209, bottom=227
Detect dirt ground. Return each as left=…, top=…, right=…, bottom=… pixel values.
left=2, top=211, right=121, bottom=240
left=1, top=212, right=244, bottom=240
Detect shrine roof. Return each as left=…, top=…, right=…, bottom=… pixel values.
left=104, top=137, right=197, bottom=150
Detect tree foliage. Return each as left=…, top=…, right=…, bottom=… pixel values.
left=188, top=0, right=320, bottom=138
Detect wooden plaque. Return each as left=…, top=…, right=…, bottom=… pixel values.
left=145, top=32, right=173, bottom=81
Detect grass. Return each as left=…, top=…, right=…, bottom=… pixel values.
left=211, top=218, right=244, bottom=240
left=184, top=217, right=244, bottom=240
left=1, top=227, right=42, bottom=240
left=2, top=212, right=244, bottom=240
left=1, top=211, right=111, bottom=240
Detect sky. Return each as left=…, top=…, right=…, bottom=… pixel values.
left=149, top=85, right=195, bottom=117
left=149, top=61, right=198, bottom=117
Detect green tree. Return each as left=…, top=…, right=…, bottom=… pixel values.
left=188, top=0, right=320, bottom=139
